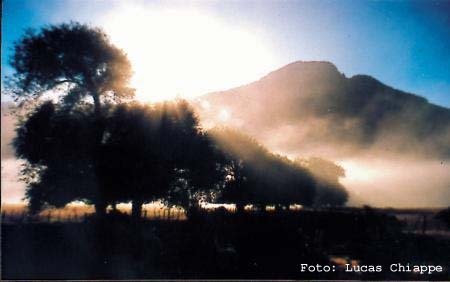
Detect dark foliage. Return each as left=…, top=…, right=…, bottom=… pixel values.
left=8, top=22, right=135, bottom=214
left=14, top=102, right=99, bottom=213
left=210, top=128, right=317, bottom=209
left=98, top=100, right=228, bottom=217
left=7, top=22, right=134, bottom=112
left=297, top=157, right=348, bottom=206
left=15, top=100, right=228, bottom=216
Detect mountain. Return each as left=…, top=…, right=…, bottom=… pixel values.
left=196, top=61, right=450, bottom=159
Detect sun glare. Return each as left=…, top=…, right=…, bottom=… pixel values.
left=101, top=5, right=278, bottom=102
left=339, top=160, right=385, bottom=183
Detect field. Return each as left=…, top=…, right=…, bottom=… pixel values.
left=1, top=203, right=187, bottom=222
left=1, top=205, right=449, bottom=280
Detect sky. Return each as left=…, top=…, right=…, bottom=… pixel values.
left=2, top=0, right=450, bottom=106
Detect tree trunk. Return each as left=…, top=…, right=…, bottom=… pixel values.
left=186, top=205, right=200, bottom=219
left=92, top=91, right=102, bottom=118
left=236, top=203, right=245, bottom=213
left=94, top=201, right=107, bottom=217
left=91, top=91, right=107, bottom=220
left=132, top=199, right=143, bottom=218
left=275, top=204, right=284, bottom=212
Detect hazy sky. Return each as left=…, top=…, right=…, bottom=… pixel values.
left=2, top=0, right=450, bottom=105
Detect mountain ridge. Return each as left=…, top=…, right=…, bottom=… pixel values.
left=197, top=61, right=450, bottom=159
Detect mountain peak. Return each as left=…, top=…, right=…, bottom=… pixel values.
left=199, top=60, right=450, bottom=159
left=259, top=61, right=343, bottom=86
left=266, top=60, right=339, bottom=77
left=280, top=60, right=338, bottom=69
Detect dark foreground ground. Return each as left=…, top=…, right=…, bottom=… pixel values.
left=2, top=208, right=450, bottom=280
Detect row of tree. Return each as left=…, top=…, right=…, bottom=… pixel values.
left=15, top=100, right=226, bottom=216
left=16, top=100, right=347, bottom=216
left=211, top=128, right=348, bottom=210
left=7, top=22, right=348, bottom=218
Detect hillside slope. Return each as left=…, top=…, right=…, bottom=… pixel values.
left=197, top=61, right=450, bottom=159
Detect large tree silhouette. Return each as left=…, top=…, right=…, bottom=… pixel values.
left=8, top=23, right=134, bottom=215
left=14, top=102, right=100, bottom=213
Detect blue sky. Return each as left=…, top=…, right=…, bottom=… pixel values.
left=2, top=0, right=449, bottom=107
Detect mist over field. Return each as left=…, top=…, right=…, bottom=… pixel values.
left=195, top=61, right=450, bottom=207
left=2, top=62, right=449, bottom=207
left=1, top=104, right=25, bottom=203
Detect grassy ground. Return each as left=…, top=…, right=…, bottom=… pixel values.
left=1, top=207, right=449, bottom=280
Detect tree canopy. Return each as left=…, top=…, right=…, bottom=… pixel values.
left=15, top=100, right=229, bottom=217
left=296, top=157, right=348, bottom=206
left=97, top=101, right=228, bottom=217
left=209, top=128, right=349, bottom=210
left=209, top=127, right=317, bottom=210
left=7, top=22, right=134, bottom=112
left=14, top=102, right=99, bottom=213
